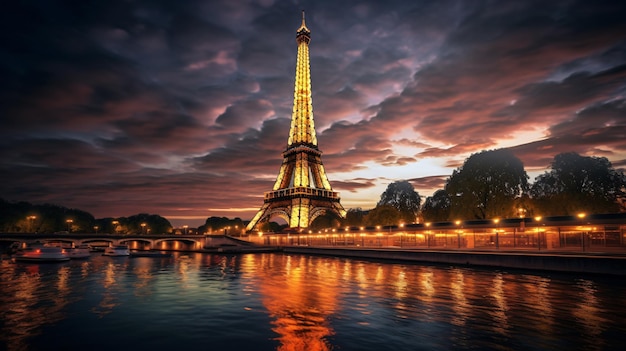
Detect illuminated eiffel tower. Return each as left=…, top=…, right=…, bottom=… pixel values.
left=246, top=11, right=346, bottom=232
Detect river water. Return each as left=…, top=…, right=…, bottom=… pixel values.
left=1, top=252, right=625, bottom=351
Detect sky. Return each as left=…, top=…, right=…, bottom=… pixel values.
left=1, top=0, right=625, bottom=228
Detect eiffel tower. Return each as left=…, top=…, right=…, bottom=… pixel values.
left=246, top=11, right=346, bottom=232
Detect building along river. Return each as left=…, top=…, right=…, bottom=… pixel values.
left=1, top=251, right=625, bottom=351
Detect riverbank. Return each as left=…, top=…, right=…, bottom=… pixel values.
left=282, top=246, right=626, bottom=276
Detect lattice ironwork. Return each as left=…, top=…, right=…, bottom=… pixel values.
left=247, top=12, right=346, bottom=232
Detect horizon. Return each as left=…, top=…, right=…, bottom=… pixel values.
left=1, top=1, right=625, bottom=228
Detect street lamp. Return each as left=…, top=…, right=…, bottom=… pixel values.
left=112, top=220, right=119, bottom=234
left=141, top=222, right=146, bottom=234
left=534, top=216, right=542, bottom=250
left=518, top=208, right=526, bottom=231
left=27, top=215, right=37, bottom=232
left=183, top=225, right=188, bottom=235
left=66, top=219, right=73, bottom=233
left=94, top=225, right=99, bottom=234
left=578, top=213, right=587, bottom=251
left=493, top=218, right=500, bottom=249
left=455, top=220, right=462, bottom=248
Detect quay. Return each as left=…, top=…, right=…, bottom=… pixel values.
left=282, top=246, right=626, bottom=276
left=4, top=211, right=626, bottom=276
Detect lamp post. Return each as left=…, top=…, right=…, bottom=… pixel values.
left=66, top=219, right=73, bottom=233
left=493, top=218, right=500, bottom=250
left=141, top=222, right=146, bottom=234
left=455, top=220, right=461, bottom=248
left=425, top=222, right=431, bottom=248
left=578, top=213, right=587, bottom=252
left=94, top=225, right=99, bottom=234
left=534, top=216, right=542, bottom=250
left=112, top=220, right=119, bottom=234
left=183, top=225, right=188, bottom=235
left=27, top=215, right=37, bottom=232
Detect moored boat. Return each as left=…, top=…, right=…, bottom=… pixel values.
left=13, top=244, right=70, bottom=262
left=103, top=245, right=130, bottom=256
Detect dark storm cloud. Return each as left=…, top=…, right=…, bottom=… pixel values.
left=331, top=179, right=378, bottom=193
left=190, top=117, right=290, bottom=174
left=342, top=0, right=626, bottom=173
left=1, top=0, right=625, bottom=224
left=408, top=176, right=448, bottom=194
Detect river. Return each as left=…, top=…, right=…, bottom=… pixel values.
left=1, top=252, right=625, bottom=350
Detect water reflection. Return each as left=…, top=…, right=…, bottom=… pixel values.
left=257, top=255, right=338, bottom=351
left=489, top=273, right=509, bottom=335
left=1, top=253, right=625, bottom=351
left=574, top=279, right=607, bottom=351
left=0, top=261, right=70, bottom=351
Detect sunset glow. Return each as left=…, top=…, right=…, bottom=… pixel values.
left=1, top=0, right=624, bottom=226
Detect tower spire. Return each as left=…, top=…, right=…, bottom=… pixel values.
left=298, top=10, right=309, bottom=33
left=246, top=12, right=345, bottom=232
left=290, top=9, right=314, bottom=146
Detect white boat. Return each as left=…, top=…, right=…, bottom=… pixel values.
left=13, top=244, right=70, bottom=262
left=103, top=245, right=130, bottom=256
left=66, top=244, right=91, bottom=259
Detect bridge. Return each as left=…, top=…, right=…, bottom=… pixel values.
left=0, top=233, right=254, bottom=251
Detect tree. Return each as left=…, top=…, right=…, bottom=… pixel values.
left=530, top=152, right=626, bottom=215
left=421, top=190, right=451, bottom=222
left=0, top=199, right=98, bottom=233
left=125, top=213, right=173, bottom=234
left=364, top=205, right=402, bottom=227
left=199, top=216, right=244, bottom=235
left=445, top=149, right=529, bottom=220
left=342, top=208, right=367, bottom=227
left=377, top=180, right=421, bottom=223
left=311, top=213, right=341, bottom=231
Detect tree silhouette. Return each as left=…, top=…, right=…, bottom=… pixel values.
left=446, top=149, right=529, bottom=220
left=530, top=152, right=626, bottom=215
left=377, top=180, right=421, bottom=223
left=421, top=190, right=451, bottom=222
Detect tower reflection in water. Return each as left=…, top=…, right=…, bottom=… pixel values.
left=242, top=254, right=339, bottom=351
left=241, top=254, right=612, bottom=351
left=1, top=253, right=619, bottom=351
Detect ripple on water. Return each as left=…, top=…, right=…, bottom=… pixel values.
left=2, top=253, right=626, bottom=351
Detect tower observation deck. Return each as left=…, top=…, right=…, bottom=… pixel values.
left=246, top=11, right=346, bottom=232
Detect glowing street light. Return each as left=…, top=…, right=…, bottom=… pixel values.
left=455, top=220, right=462, bottom=248
left=183, top=225, right=188, bottom=235
left=141, top=222, right=147, bottom=234
left=66, top=219, right=73, bottom=233
left=27, top=215, right=37, bottom=232
left=493, top=218, right=500, bottom=249
left=94, top=225, right=99, bottom=234
left=578, top=213, right=587, bottom=251
left=112, top=220, right=119, bottom=234
left=534, top=216, right=542, bottom=250
left=518, top=208, right=526, bottom=231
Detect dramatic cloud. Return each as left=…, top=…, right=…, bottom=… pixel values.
left=1, top=0, right=625, bottom=226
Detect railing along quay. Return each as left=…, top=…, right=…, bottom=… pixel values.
left=247, top=213, right=626, bottom=255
